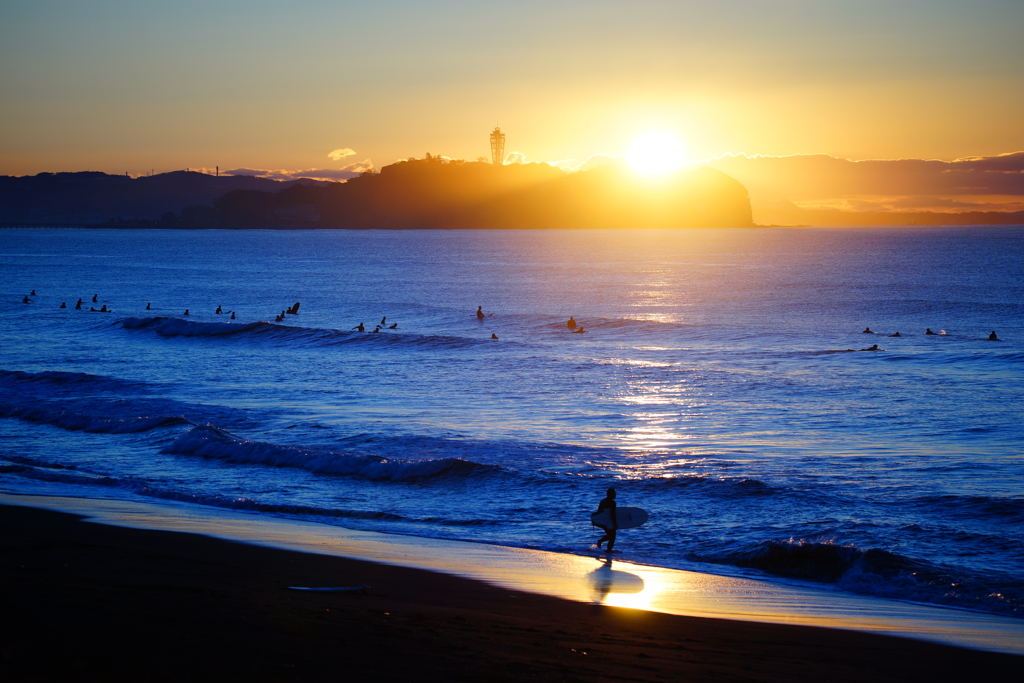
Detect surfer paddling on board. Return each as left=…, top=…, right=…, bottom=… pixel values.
left=593, top=487, right=618, bottom=553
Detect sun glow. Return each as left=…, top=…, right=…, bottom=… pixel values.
left=626, top=132, right=686, bottom=178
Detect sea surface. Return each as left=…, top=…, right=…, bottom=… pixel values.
left=1, top=226, right=1022, bottom=618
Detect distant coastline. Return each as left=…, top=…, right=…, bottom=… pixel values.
left=2, top=161, right=1022, bottom=229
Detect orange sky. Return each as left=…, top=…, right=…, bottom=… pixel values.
left=2, top=0, right=1022, bottom=214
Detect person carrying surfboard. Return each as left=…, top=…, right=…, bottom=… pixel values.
left=594, top=487, right=618, bottom=553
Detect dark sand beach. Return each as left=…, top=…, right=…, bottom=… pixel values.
left=2, top=503, right=1020, bottom=682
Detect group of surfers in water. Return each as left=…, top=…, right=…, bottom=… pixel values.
left=23, top=292, right=1006, bottom=344
left=859, top=326, right=1000, bottom=344
left=351, top=316, right=400, bottom=333
left=25, top=290, right=306, bottom=323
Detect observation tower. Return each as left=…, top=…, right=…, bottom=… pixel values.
left=489, top=127, right=505, bottom=165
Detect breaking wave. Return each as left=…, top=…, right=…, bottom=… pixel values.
left=695, top=538, right=1023, bottom=617
left=0, top=403, right=190, bottom=434
left=120, top=316, right=493, bottom=350
left=163, top=424, right=495, bottom=481
left=0, top=369, right=144, bottom=394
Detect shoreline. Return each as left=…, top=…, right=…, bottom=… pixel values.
left=3, top=500, right=1022, bottom=682
left=3, top=491, right=1024, bottom=657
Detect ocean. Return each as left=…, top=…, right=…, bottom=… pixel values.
left=2, top=225, right=1022, bottom=619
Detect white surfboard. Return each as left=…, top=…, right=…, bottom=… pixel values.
left=590, top=506, right=648, bottom=529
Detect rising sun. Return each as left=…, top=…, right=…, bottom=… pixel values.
left=626, top=131, right=686, bottom=178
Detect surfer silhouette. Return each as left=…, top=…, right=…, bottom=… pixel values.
left=567, top=316, right=577, bottom=329
left=352, top=322, right=365, bottom=332
left=862, top=327, right=872, bottom=333
left=476, top=306, right=485, bottom=319
left=594, top=487, right=618, bottom=553
left=989, top=331, right=1000, bottom=341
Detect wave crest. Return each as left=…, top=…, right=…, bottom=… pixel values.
left=695, top=538, right=1023, bottom=617
left=162, top=425, right=492, bottom=481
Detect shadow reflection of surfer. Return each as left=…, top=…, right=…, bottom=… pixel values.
left=587, top=558, right=644, bottom=604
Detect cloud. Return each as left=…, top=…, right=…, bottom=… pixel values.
left=698, top=151, right=1024, bottom=218
left=223, top=159, right=374, bottom=183
left=572, top=154, right=621, bottom=173
left=327, top=148, right=357, bottom=161
left=502, top=152, right=622, bottom=172
left=701, top=152, right=1024, bottom=201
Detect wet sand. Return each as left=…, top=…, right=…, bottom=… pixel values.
left=3, top=502, right=1021, bottom=682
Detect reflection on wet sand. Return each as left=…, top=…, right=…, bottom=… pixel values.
left=9, top=492, right=1024, bottom=655
left=587, top=558, right=644, bottom=604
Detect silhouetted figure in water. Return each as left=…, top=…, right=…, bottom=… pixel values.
left=989, top=331, right=1000, bottom=341
left=60, top=302, right=66, bottom=309
left=230, top=311, right=236, bottom=320
left=146, top=302, right=151, bottom=310
left=491, top=333, right=498, bottom=339
left=888, top=332, right=901, bottom=337
left=572, top=327, right=586, bottom=334
left=216, top=305, right=223, bottom=314
left=477, top=306, right=485, bottom=319
left=380, top=316, right=386, bottom=326
left=594, top=488, right=618, bottom=553
left=288, top=302, right=300, bottom=315
left=30, top=290, right=36, bottom=296
left=860, top=344, right=880, bottom=351
left=862, top=327, right=873, bottom=333
left=567, top=316, right=577, bottom=329
left=90, top=305, right=110, bottom=313
left=75, top=299, right=83, bottom=310
left=92, top=294, right=98, bottom=303
left=926, top=328, right=936, bottom=335
left=22, top=296, right=31, bottom=303
left=372, top=325, right=381, bottom=333
left=388, top=323, right=397, bottom=329
left=352, top=322, right=365, bottom=332
left=183, top=309, right=189, bottom=316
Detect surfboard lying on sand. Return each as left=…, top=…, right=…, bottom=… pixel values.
left=288, top=585, right=370, bottom=593
left=591, top=506, right=648, bottom=529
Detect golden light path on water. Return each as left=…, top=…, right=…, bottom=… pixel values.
left=6, top=492, right=1024, bottom=656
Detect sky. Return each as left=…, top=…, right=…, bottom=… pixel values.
left=2, top=0, right=1022, bottom=213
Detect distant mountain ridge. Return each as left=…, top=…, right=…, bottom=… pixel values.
left=0, top=170, right=322, bottom=225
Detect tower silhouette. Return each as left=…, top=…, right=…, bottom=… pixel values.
left=489, top=127, right=505, bottom=165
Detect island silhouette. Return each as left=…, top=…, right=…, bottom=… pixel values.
left=0, top=157, right=754, bottom=229
left=176, top=155, right=754, bottom=229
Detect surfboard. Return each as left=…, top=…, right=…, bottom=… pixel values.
left=590, top=506, right=648, bottom=529
left=288, top=585, right=369, bottom=593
